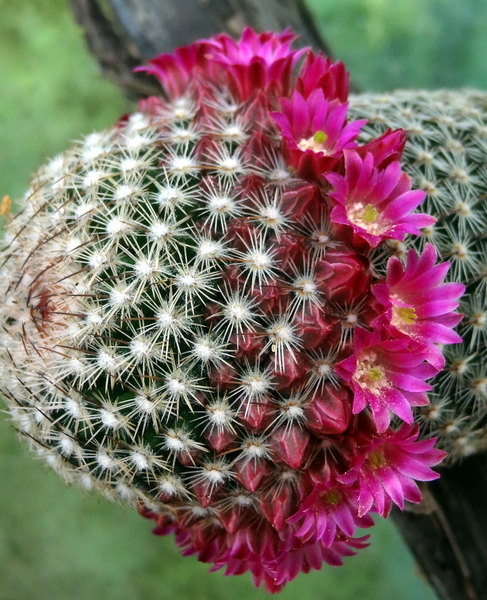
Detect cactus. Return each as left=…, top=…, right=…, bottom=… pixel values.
left=348, top=90, right=487, bottom=462
left=0, top=30, right=466, bottom=592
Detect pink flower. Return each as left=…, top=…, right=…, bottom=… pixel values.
left=288, top=463, right=374, bottom=546
left=326, top=150, right=435, bottom=248
left=205, top=27, right=309, bottom=101
left=271, top=90, right=366, bottom=174
left=295, top=53, right=350, bottom=102
left=372, top=244, right=465, bottom=369
left=168, top=512, right=369, bottom=593
left=136, top=28, right=308, bottom=101
left=135, top=41, right=215, bottom=98
left=143, top=461, right=372, bottom=594
left=269, top=534, right=370, bottom=591
left=314, top=246, right=371, bottom=303
left=207, top=27, right=303, bottom=67
left=355, top=128, right=407, bottom=168
left=335, top=328, right=437, bottom=432
left=338, top=423, right=446, bottom=517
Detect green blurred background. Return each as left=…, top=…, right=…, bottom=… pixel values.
left=1, top=0, right=486, bottom=598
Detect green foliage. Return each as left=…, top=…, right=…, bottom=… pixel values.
left=0, top=0, right=128, bottom=203
left=306, top=0, right=487, bottom=91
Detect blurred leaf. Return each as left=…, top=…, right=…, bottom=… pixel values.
left=0, top=0, right=129, bottom=204
left=306, top=0, right=487, bottom=91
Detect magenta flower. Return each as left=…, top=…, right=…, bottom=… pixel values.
left=372, top=244, right=465, bottom=369
left=136, top=28, right=307, bottom=102
left=295, top=53, right=350, bottom=102
left=271, top=90, right=366, bottom=174
left=335, top=328, right=437, bottom=432
left=207, top=27, right=303, bottom=68
left=338, top=424, right=447, bottom=517
left=288, top=463, right=374, bottom=546
left=135, top=41, right=215, bottom=98
left=355, top=128, right=407, bottom=168
left=326, top=150, right=435, bottom=247
left=168, top=512, right=369, bottom=593
left=269, top=534, right=370, bottom=591
left=205, top=27, right=309, bottom=101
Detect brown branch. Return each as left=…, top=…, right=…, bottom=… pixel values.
left=392, top=452, right=487, bottom=600
left=70, top=0, right=162, bottom=98
left=70, top=0, right=333, bottom=99
left=104, top=0, right=332, bottom=57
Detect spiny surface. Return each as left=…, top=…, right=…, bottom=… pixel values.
left=0, top=29, right=461, bottom=592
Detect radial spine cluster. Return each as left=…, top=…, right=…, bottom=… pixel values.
left=0, top=29, right=465, bottom=591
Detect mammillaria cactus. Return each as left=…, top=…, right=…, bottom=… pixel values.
left=0, top=29, right=468, bottom=592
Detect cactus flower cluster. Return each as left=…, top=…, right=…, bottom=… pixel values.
left=348, top=90, right=487, bottom=461
left=0, top=29, right=465, bottom=591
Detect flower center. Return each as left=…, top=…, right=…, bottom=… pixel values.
left=367, top=448, right=387, bottom=470
left=321, top=489, right=340, bottom=505
left=347, top=201, right=386, bottom=235
left=297, top=130, right=329, bottom=153
left=361, top=204, right=378, bottom=223
left=393, top=306, right=418, bottom=326
left=367, top=367, right=383, bottom=382
left=354, top=352, right=389, bottom=392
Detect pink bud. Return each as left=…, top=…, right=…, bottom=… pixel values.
left=271, top=425, right=311, bottom=469
left=234, top=457, right=273, bottom=492
left=259, top=484, right=298, bottom=531
left=315, top=249, right=371, bottom=303
left=305, top=385, right=352, bottom=435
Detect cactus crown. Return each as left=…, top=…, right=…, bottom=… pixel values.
left=0, top=29, right=470, bottom=592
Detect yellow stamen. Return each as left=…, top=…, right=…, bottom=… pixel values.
left=362, top=204, right=378, bottom=223
left=367, top=367, right=383, bottom=382
left=325, top=490, right=340, bottom=505
left=297, top=131, right=330, bottom=153
left=395, top=306, right=417, bottom=325
left=368, top=449, right=386, bottom=469
left=313, top=130, right=328, bottom=145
